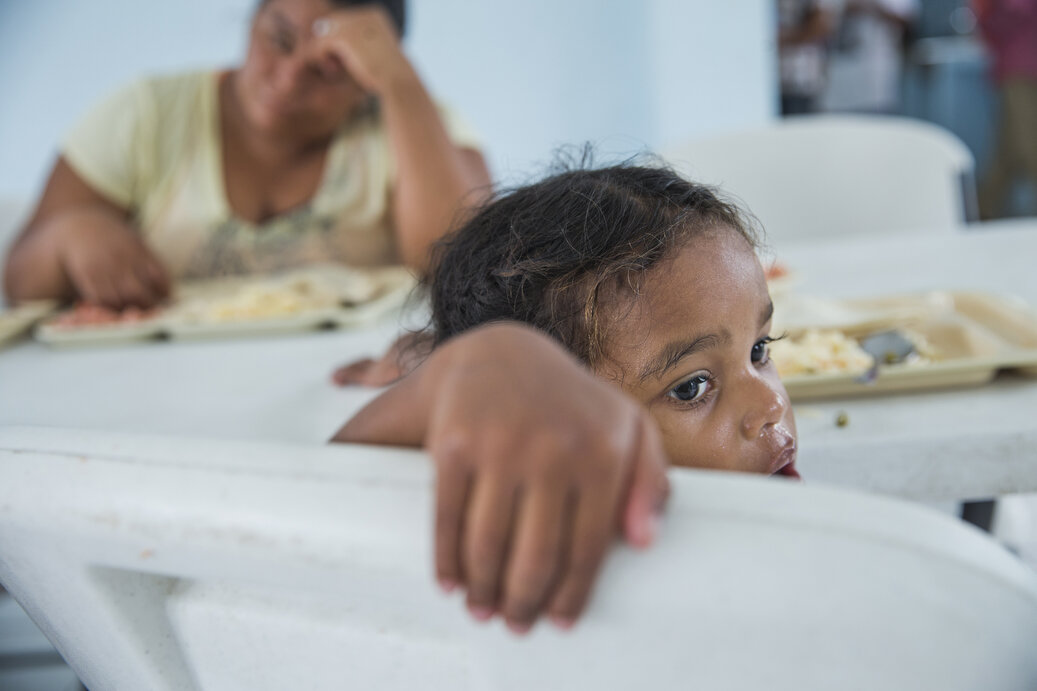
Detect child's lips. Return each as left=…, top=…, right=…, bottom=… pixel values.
left=769, top=444, right=800, bottom=479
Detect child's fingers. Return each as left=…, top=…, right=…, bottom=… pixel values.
left=331, top=359, right=376, bottom=386
left=461, top=474, right=518, bottom=621
left=499, top=484, right=568, bottom=634
left=433, top=459, right=470, bottom=593
left=546, top=487, right=617, bottom=627
left=622, top=414, right=670, bottom=549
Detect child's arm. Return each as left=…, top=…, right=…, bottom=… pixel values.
left=332, top=322, right=670, bottom=634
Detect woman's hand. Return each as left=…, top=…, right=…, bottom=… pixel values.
left=311, top=6, right=416, bottom=97
left=54, top=208, right=170, bottom=309
left=4, top=158, right=169, bottom=308
left=332, top=323, right=670, bottom=633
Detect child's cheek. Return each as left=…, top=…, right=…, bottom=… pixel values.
left=650, top=408, right=736, bottom=471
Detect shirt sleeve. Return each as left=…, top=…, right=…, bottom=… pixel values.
left=61, top=80, right=156, bottom=210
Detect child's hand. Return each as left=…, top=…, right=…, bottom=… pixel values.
left=331, top=332, right=428, bottom=388
left=332, top=322, right=670, bottom=633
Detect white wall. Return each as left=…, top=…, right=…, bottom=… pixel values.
left=0, top=0, right=776, bottom=200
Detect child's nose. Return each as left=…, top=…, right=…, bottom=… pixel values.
left=740, top=377, right=789, bottom=440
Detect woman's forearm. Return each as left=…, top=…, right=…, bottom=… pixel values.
left=379, top=69, right=492, bottom=272
left=3, top=217, right=74, bottom=303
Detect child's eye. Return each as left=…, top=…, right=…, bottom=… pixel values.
left=751, top=335, right=783, bottom=364
left=667, top=374, right=711, bottom=404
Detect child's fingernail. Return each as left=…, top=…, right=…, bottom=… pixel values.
left=468, top=604, right=494, bottom=621
left=635, top=514, right=658, bottom=548
left=437, top=578, right=458, bottom=594
left=506, top=620, right=532, bottom=635
left=549, top=615, right=575, bottom=630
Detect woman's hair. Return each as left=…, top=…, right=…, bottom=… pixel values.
left=428, top=161, right=760, bottom=367
left=260, top=0, right=406, bottom=37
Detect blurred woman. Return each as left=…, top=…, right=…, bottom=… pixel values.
left=3, top=0, right=491, bottom=308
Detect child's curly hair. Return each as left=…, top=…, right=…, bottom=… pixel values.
left=428, top=161, right=760, bottom=368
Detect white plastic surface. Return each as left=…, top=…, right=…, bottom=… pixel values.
left=1, top=426, right=1036, bottom=690
left=662, top=115, right=975, bottom=245
left=5, top=223, right=1037, bottom=502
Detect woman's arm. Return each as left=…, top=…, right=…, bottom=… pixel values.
left=312, top=6, right=493, bottom=274
left=3, top=157, right=169, bottom=307
left=333, top=322, right=670, bottom=633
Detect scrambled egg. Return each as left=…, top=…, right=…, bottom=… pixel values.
left=770, top=329, right=875, bottom=378
left=198, top=277, right=343, bottom=322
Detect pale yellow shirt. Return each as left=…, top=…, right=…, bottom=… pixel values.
left=62, top=71, right=481, bottom=279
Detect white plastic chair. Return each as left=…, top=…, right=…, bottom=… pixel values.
left=1, top=425, right=1036, bottom=691
left=662, top=115, right=977, bottom=247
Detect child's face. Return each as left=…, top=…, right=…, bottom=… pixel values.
left=598, top=227, right=799, bottom=477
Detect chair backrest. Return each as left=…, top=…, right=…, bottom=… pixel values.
left=1, top=425, right=1035, bottom=691
left=662, top=115, right=977, bottom=247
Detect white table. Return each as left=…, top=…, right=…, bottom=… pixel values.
left=0, top=315, right=402, bottom=444
left=2, top=220, right=1037, bottom=689
left=779, top=218, right=1037, bottom=499
left=2, top=219, right=1037, bottom=501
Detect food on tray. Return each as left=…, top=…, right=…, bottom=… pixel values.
left=771, top=327, right=937, bottom=379
left=48, top=302, right=163, bottom=328
left=173, top=268, right=383, bottom=323
left=0, top=301, right=58, bottom=346
left=770, top=329, right=876, bottom=378
left=33, top=265, right=414, bottom=345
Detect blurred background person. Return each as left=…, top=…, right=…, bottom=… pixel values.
left=2, top=0, right=491, bottom=310
left=822, top=0, right=920, bottom=114
left=974, top=0, right=1037, bottom=219
left=778, top=0, right=840, bottom=115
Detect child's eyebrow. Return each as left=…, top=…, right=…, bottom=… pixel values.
left=638, top=301, right=774, bottom=383
left=638, top=333, right=726, bottom=383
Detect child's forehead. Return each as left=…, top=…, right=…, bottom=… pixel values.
left=647, top=227, right=759, bottom=290
left=605, top=230, right=767, bottom=346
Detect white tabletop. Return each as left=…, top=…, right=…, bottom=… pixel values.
left=0, top=310, right=403, bottom=444
left=778, top=218, right=1037, bottom=499
left=1, top=218, right=1036, bottom=501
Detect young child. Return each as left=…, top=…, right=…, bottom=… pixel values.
left=341, top=163, right=799, bottom=475
left=334, top=162, right=798, bottom=634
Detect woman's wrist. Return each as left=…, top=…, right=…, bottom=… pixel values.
left=374, top=60, right=427, bottom=108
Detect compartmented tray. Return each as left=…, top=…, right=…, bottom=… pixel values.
left=35, top=265, right=416, bottom=347
left=774, top=291, right=1037, bottom=401
left=0, top=301, right=57, bottom=348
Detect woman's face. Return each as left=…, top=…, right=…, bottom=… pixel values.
left=238, top=0, right=368, bottom=138
left=597, top=227, right=799, bottom=477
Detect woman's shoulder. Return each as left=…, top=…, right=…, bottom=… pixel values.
left=130, top=70, right=217, bottom=117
